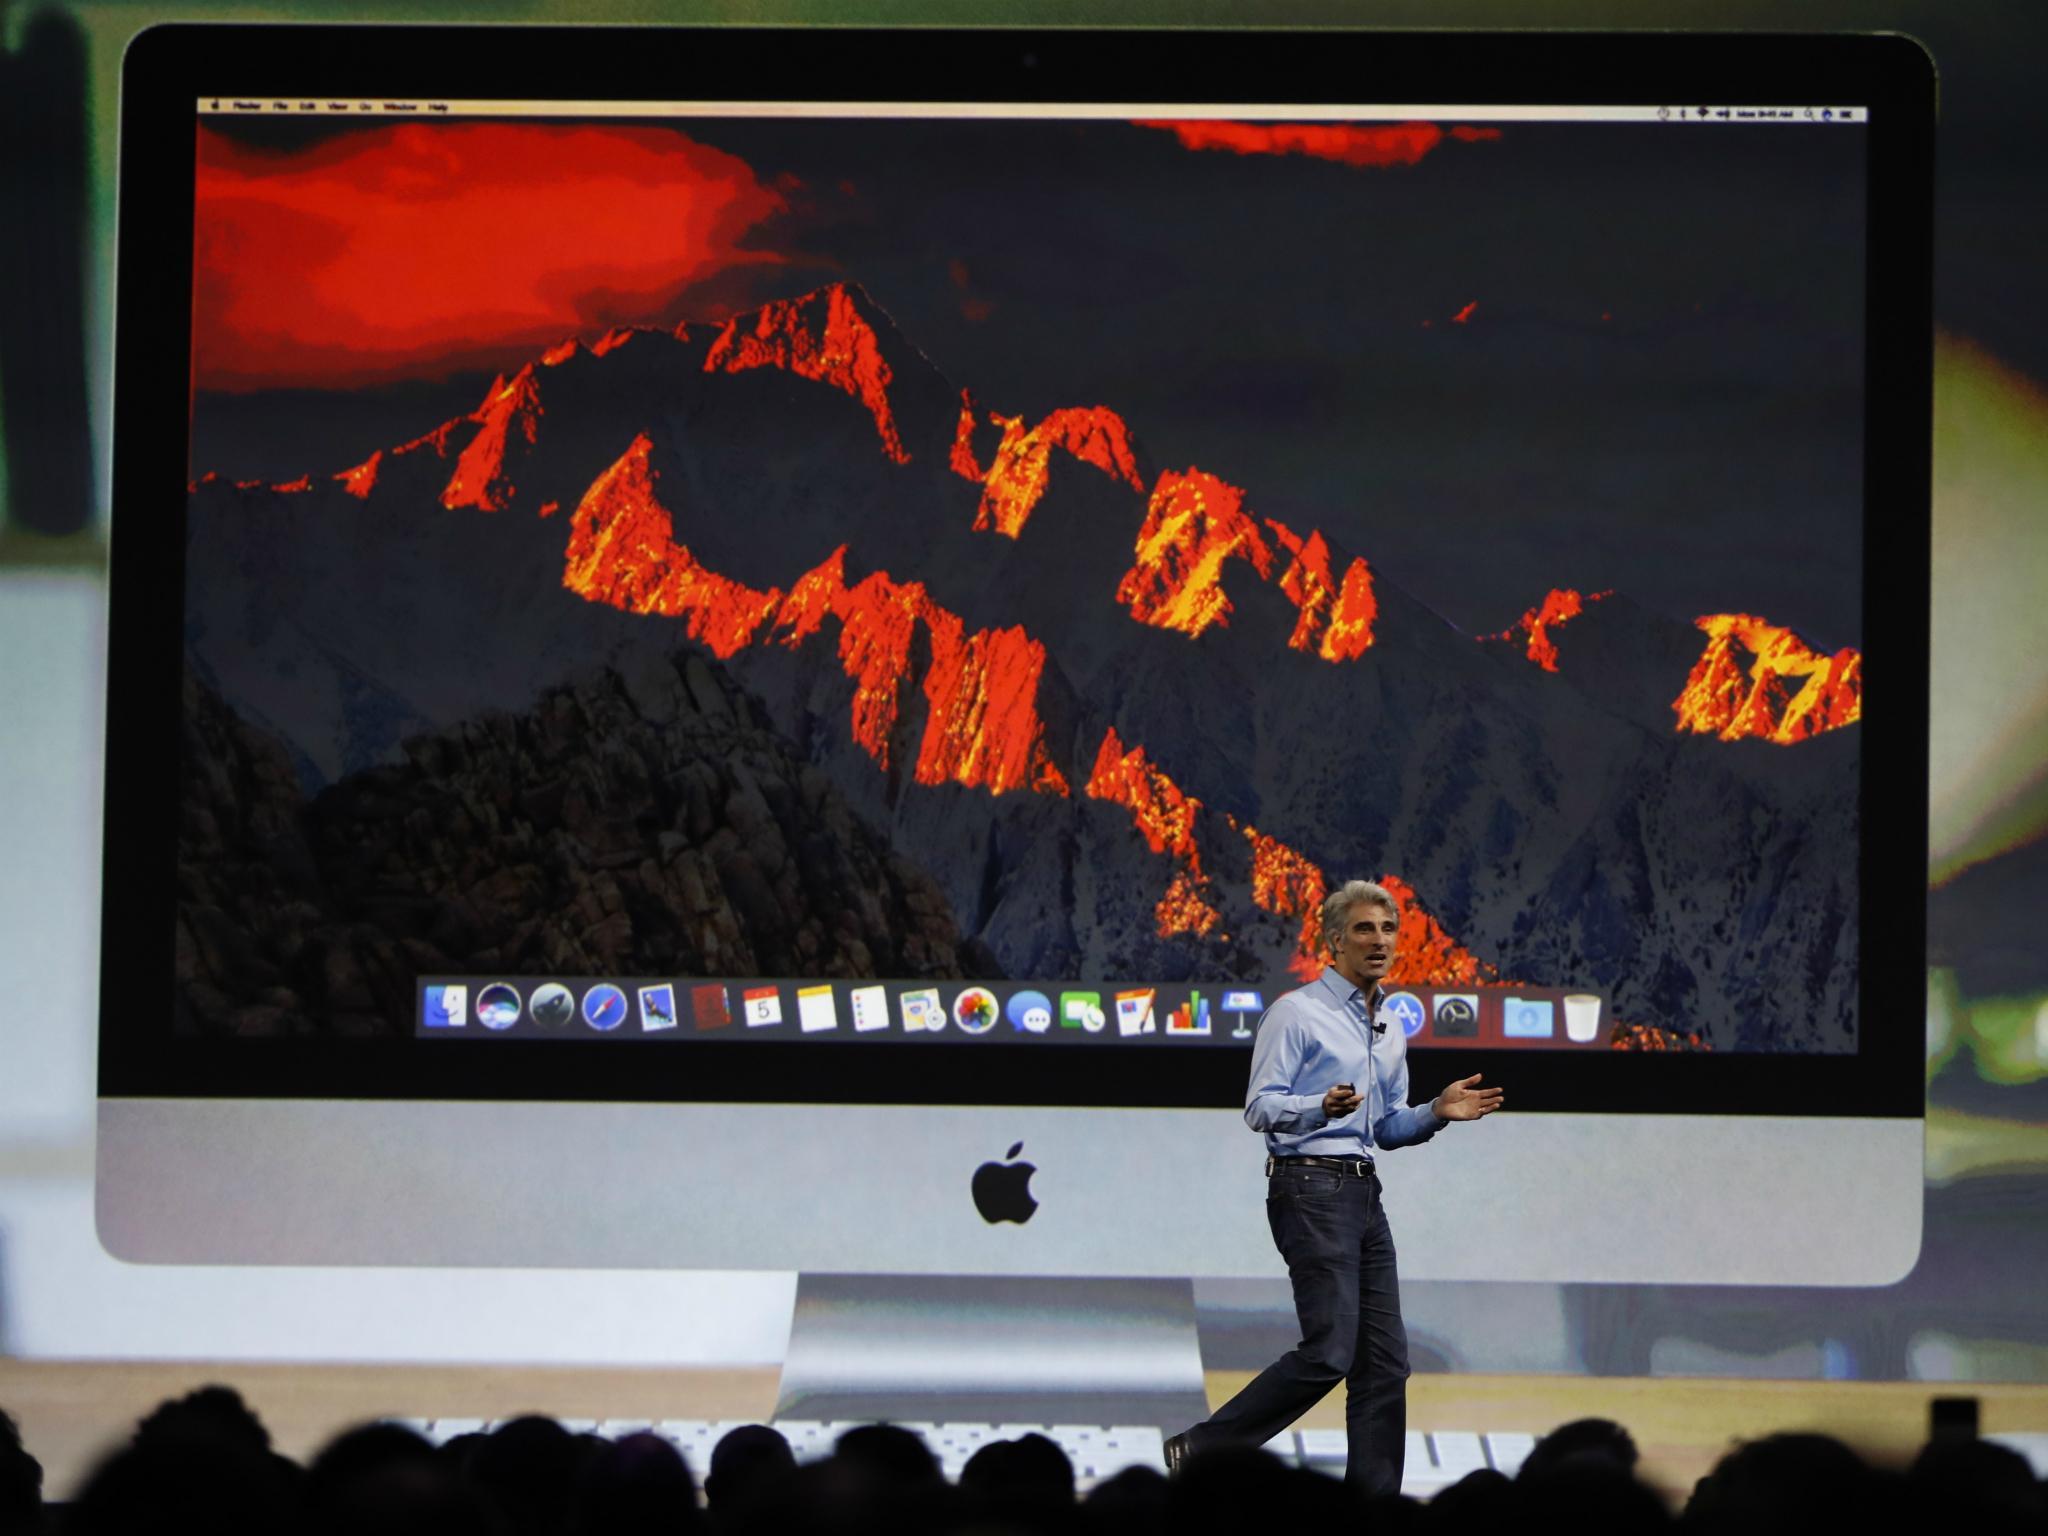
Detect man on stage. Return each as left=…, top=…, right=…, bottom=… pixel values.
left=1164, top=878, right=1505, bottom=1494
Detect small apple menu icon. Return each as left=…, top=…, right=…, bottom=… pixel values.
left=971, top=1141, right=1039, bottom=1225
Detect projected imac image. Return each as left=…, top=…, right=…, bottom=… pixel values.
left=99, top=28, right=1930, bottom=1288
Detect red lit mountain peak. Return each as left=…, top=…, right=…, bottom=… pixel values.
left=391, top=415, right=467, bottom=464
left=1111, top=479, right=1378, bottom=659
left=1265, top=518, right=1377, bottom=662
left=334, top=449, right=382, bottom=500
left=1239, top=820, right=1329, bottom=978
left=950, top=390, right=987, bottom=480
left=442, top=363, right=544, bottom=513
left=1482, top=587, right=1611, bottom=671
left=1673, top=613, right=1861, bottom=744
left=559, top=439, right=1068, bottom=798
left=703, top=281, right=911, bottom=466
left=560, top=433, right=782, bottom=658
left=1375, top=873, right=1496, bottom=986
left=1085, top=726, right=1205, bottom=874
left=1115, top=468, right=1275, bottom=636
left=958, top=404, right=1144, bottom=538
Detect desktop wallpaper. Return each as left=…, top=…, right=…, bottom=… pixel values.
left=181, top=112, right=1864, bottom=1049
left=0, top=0, right=2045, bottom=1415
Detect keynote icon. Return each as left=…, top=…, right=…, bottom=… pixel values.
left=797, top=984, right=839, bottom=1033
left=581, top=983, right=628, bottom=1032
left=1006, top=989, right=1054, bottom=1033
left=1222, top=989, right=1263, bottom=1039
left=1503, top=996, right=1556, bottom=1039
left=850, top=984, right=890, bottom=1032
left=1059, top=991, right=1106, bottom=1032
left=528, top=982, right=574, bottom=1030
left=1115, top=988, right=1158, bottom=1036
left=900, top=987, right=945, bottom=1033
left=476, top=983, right=521, bottom=1031
left=1382, top=991, right=1427, bottom=1038
left=953, top=987, right=999, bottom=1034
left=1432, top=993, right=1480, bottom=1038
left=684, top=987, right=724, bottom=1036
left=423, top=984, right=467, bottom=1029
left=742, top=985, right=782, bottom=1027
left=1564, top=993, right=1604, bottom=1043
left=971, top=1140, right=1039, bottom=1225
left=640, top=984, right=680, bottom=1032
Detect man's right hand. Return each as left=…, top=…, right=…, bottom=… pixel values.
left=1322, top=1082, right=1363, bottom=1118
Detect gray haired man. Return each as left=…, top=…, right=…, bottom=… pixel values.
left=1164, top=879, right=1505, bottom=1494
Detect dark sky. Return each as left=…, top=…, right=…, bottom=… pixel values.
left=689, top=116, right=1867, bottom=648
left=199, top=112, right=1868, bottom=646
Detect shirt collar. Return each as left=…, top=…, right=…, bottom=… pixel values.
left=1319, top=965, right=1384, bottom=1015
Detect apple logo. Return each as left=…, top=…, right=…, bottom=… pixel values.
left=972, top=1141, right=1039, bottom=1225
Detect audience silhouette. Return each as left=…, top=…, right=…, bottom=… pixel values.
left=0, top=1409, right=42, bottom=1536
left=4, top=1387, right=2038, bottom=1534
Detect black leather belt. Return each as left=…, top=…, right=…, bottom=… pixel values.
left=1267, top=1154, right=1375, bottom=1177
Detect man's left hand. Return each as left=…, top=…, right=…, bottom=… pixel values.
left=1433, top=1073, right=1504, bottom=1121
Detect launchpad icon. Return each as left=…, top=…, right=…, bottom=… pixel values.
left=529, top=983, right=575, bottom=1031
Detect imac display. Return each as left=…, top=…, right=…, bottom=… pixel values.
left=99, top=28, right=1931, bottom=1283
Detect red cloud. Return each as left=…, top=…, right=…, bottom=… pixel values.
left=1137, top=119, right=1496, bottom=167
left=193, top=122, right=790, bottom=390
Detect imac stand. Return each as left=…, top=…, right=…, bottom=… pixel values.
left=776, top=1274, right=1212, bottom=1429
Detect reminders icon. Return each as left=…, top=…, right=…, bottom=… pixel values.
left=798, top=984, right=839, bottom=1033
left=742, top=986, right=782, bottom=1027
left=850, top=984, right=889, bottom=1032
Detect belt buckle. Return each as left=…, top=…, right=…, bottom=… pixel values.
left=1350, top=1158, right=1368, bottom=1177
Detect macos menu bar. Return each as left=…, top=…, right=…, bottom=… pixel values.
left=197, top=100, right=1868, bottom=126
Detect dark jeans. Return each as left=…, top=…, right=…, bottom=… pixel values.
left=1186, top=1162, right=1409, bottom=1494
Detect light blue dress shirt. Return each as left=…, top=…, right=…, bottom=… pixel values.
left=1245, top=967, right=1445, bottom=1159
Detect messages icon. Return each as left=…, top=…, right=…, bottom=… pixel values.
left=1007, top=989, right=1054, bottom=1034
